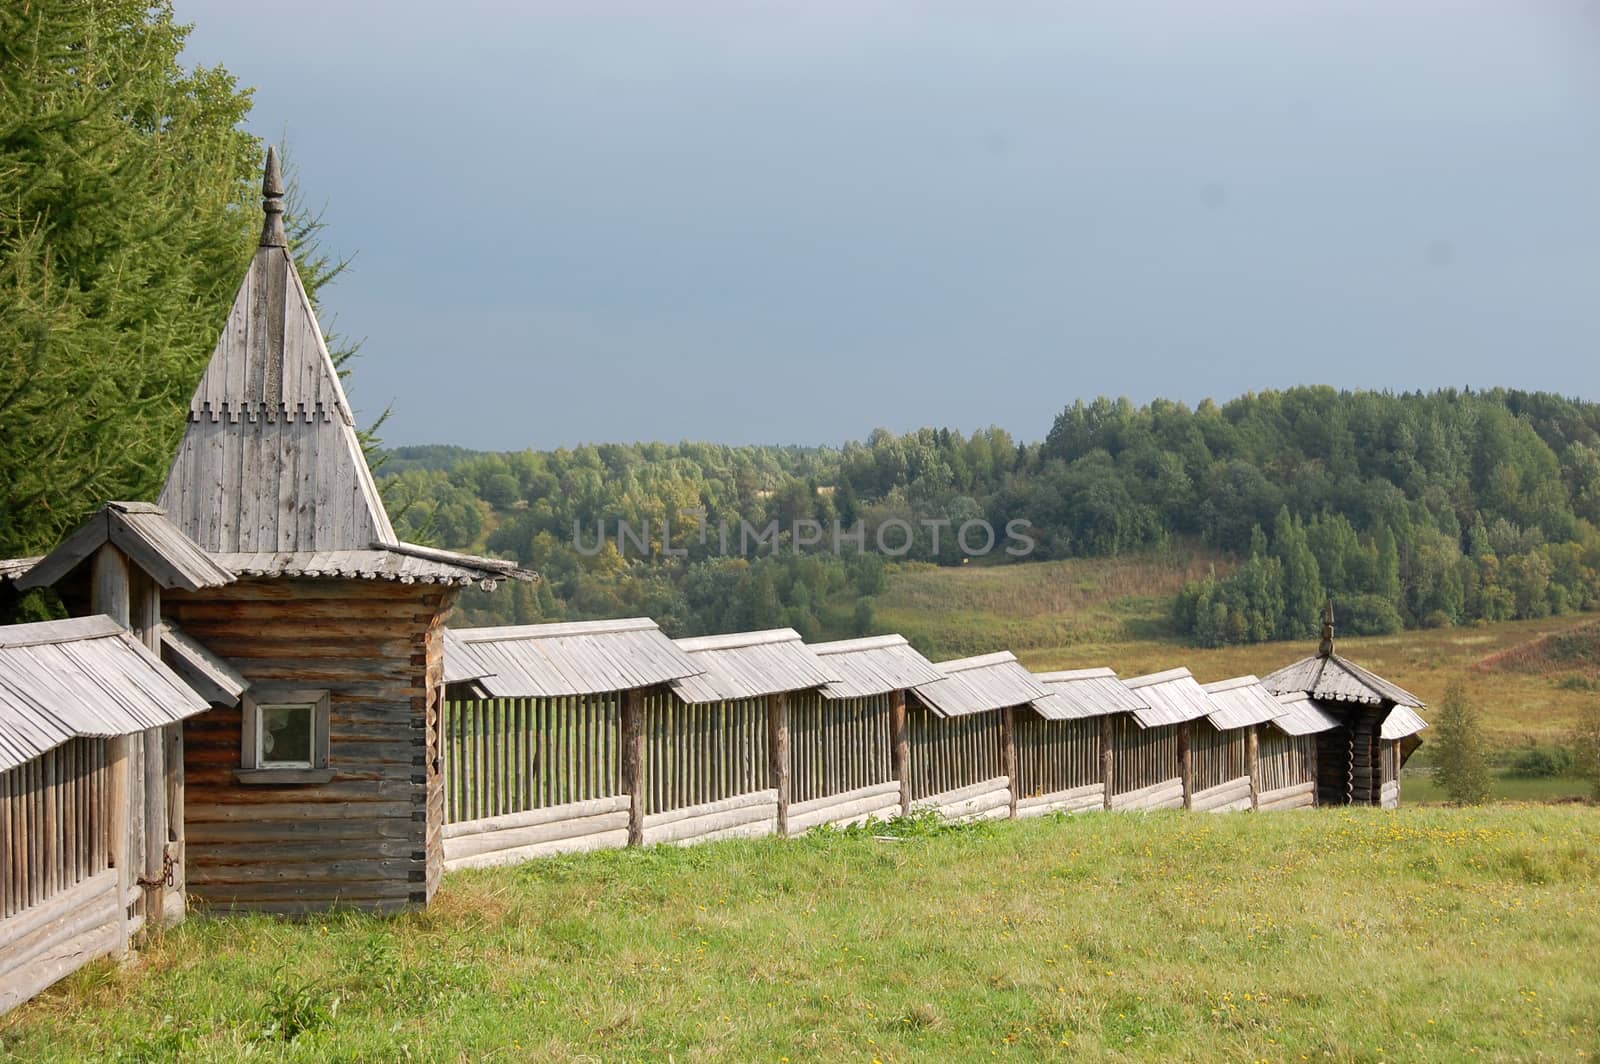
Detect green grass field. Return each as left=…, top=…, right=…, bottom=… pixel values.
left=4, top=808, right=1597, bottom=1061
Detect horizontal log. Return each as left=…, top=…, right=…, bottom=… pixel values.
left=1109, top=777, right=1184, bottom=812
left=788, top=787, right=901, bottom=833
left=0, top=918, right=123, bottom=1015
left=1015, top=782, right=1106, bottom=817
left=445, top=828, right=628, bottom=871
left=1256, top=781, right=1315, bottom=811
left=0, top=871, right=120, bottom=966
left=644, top=802, right=777, bottom=846
left=1191, top=777, right=1252, bottom=812
left=187, top=858, right=420, bottom=885
left=191, top=837, right=421, bottom=864
left=189, top=879, right=417, bottom=904
left=918, top=783, right=1010, bottom=822
left=184, top=800, right=418, bottom=822
left=789, top=780, right=899, bottom=819
left=193, top=896, right=419, bottom=916
left=444, top=810, right=630, bottom=862
left=1204, top=796, right=1253, bottom=814
left=663, top=817, right=775, bottom=847
left=444, top=795, right=630, bottom=839
left=644, top=790, right=778, bottom=830
left=915, top=776, right=1010, bottom=810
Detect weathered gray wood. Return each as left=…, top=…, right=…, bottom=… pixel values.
left=445, top=827, right=628, bottom=871
left=1246, top=725, right=1260, bottom=811
left=444, top=809, right=630, bottom=863
left=1000, top=707, right=1018, bottom=819
left=787, top=781, right=900, bottom=833
left=622, top=689, right=644, bottom=846
left=890, top=689, right=910, bottom=816
left=1101, top=715, right=1114, bottom=810
left=1178, top=721, right=1193, bottom=811
left=767, top=693, right=789, bottom=837
left=1015, top=781, right=1105, bottom=817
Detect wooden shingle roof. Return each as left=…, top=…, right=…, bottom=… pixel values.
left=1269, top=692, right=1342, bottom=736
left=0, top=616, right=211, bottom=772
left=17, top=502, right=234, bottom=593
left=449, top=619, right=702, bottom=698
left=1122, top=667, right=1218, bottom=728
left=809, top=634, right=943, bottom=700
left=1261, top=652, right=1424, bottom=709
left=159, top=624, right=249, bottom=707
left=912, top=651, right=1057, bottom=719
left=1380, top=705, right=1429, bottom=740
left=158, top=148, right=395, bottom=555
left=670, top=629, right=838, bottom=704
left=1034, top=667, right=1150, bottom=721
left=1199, top=675, right=1287, bottom=730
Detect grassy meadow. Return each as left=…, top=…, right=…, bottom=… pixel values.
left=3, top=807, right=1597, bottom=1061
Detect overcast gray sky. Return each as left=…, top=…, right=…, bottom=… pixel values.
left=176, top=1, right=1600, bottom=450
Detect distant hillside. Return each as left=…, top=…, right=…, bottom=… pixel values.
left=1476, top=620, right=1600, bottom=678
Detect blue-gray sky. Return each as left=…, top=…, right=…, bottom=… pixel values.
left=176, top=1, right=1600, bottom=450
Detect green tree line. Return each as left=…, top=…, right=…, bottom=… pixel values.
left=384, top=388, right=1600, bottom=642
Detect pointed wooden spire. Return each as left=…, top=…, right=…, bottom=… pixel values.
left=260, top=147, right=287, bottom=247
left=1318, top=599, right=1336, bottom=658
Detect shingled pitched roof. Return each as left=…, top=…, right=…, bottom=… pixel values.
left=158, top=147, right=396, bottom=554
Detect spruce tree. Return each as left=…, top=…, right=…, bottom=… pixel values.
left=1432, top=683, right=1491, bottom=805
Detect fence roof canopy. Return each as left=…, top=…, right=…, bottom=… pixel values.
left=1199, top=675, right=1288, bottom=730
left=450, top=618, right=701, bottom=698
left=809, top=634, right=943, bottom=700
left=1380, top=704, right=1430, bottom=740
left=670, top=628, right=838, bottom=704
left=17, top=502, right=235, bottom=593
left=0, top=615, right=211, bottom=772
left=1122, top=667, right=1219, bottom=728
left=1268, top=692, right=1342, bottom=736
left=1033, top=667, right=1151, bottom=720
left=913, top=651, right=1057, bottom=719
left=159, top=623, right=248, bottom=707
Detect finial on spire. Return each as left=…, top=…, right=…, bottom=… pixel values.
left=260, top=147, right=287, bottom=247
left=1318, top=598, right=1335, bottom=658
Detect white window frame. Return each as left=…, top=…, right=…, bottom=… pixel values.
left=241, top=688, right=331, bottom=771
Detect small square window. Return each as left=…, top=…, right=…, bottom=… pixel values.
left=258, top=703, right=316, bottom=767
left=240, top=688, right=331, bottom=779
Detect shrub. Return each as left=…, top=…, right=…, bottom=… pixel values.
left=1342, top=593, right=1404, bottom=636
left=1506, top=745, right=1574, bottom=779
left=1432, top=683, right=1490, bottom=804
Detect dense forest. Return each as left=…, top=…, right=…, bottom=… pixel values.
left=383, top=388, right=1600, bottom=644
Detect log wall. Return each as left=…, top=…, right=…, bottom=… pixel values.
left=169, top=578, right=453, bottom=914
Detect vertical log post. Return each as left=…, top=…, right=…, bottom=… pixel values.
left=1310, top=734, right=1320, bottom=808
left=622, top=688, right=644, bottom=846
left=889, top=689, right=910, bottom=817
left=1178, top=721, right=1193, bottom=811
left=130, top=569, right=167, bottom=923
left=1000, top=706, right=1018, bottom=818
left=767, top=692, right=790, bottom=837
left=92, top=545, right=134, bottom=953
left=1246, top=725, right=1261, bottom=811
left=1100, top=715, right=1114, bottom=810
